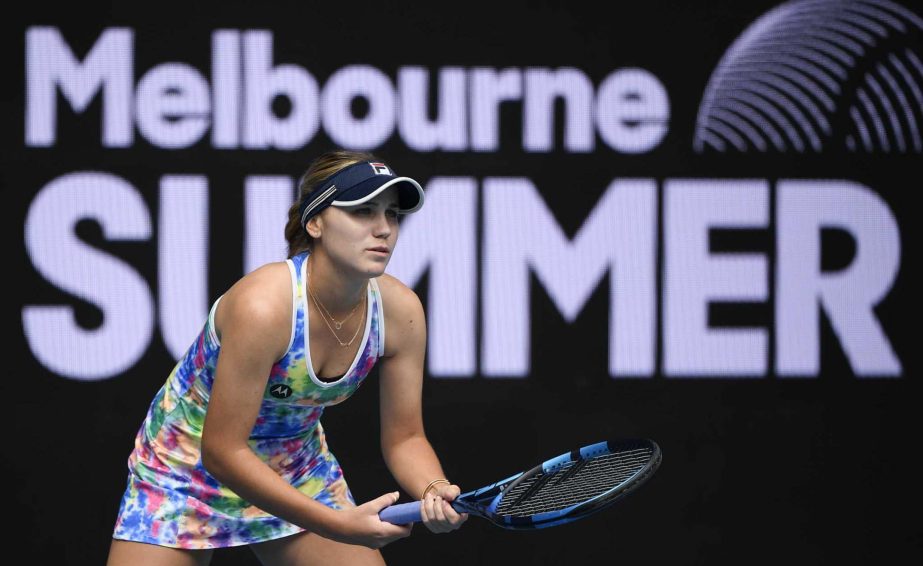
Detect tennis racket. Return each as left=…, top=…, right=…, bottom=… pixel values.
left=379, top=438, right=661, bottom=529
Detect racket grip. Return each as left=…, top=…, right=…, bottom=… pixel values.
left=379, top=501, right=423, bottom=524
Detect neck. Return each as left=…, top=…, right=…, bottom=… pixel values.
left=306, top=251, right=368, bottom=312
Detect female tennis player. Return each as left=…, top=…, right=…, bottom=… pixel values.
left=107, top=149, right=467, bottom=565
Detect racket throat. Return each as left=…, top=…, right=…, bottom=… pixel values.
left=450, top=498, right=482, bottom=516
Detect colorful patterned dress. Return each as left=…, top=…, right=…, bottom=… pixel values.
left=112, top=251, right=385, bottom=548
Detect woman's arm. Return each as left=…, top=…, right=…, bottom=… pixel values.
left=377, top=275, right=468, bottom=532
left=201, top=264, right=411, bottom=548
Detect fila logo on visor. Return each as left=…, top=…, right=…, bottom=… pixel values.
left=369, top=162, right=392, bottom=176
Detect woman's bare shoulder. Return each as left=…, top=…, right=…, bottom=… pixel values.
left=374, top=273, right=425, bottom=357
left=375, top=272, right=423, bottom=315
left=216, top=260, right=294, bottom=337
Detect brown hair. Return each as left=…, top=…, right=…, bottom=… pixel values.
left=285, top=149, right=379, bottom=258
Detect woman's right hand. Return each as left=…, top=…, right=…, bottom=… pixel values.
left=327, top=492, right=413, bottom=549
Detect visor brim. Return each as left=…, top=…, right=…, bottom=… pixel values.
left=330, top=176, right=424, bottom=213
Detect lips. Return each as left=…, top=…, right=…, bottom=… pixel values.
left=368, top=246, right=390, bottom=254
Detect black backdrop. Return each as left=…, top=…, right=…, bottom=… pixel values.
left=4, top=1, right=921, bottom=564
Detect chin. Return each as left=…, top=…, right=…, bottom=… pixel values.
left=360, top=260, right=389, bottom=278
left=367, top=264, right=389, bottom=277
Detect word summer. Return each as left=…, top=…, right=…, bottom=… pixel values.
left=24, top=173, right=901, bottom=381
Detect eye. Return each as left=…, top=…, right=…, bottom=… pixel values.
left=352, top=207, right=373, bottom=216
left=386, top=209, right=399, bottom=219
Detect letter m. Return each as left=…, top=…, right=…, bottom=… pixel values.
left=26, top=27, right=133, bottom=147
left=483, top=177, right=657, bottom=377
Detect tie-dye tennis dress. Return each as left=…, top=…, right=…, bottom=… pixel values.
left=112, top=251, right=385, bottom=548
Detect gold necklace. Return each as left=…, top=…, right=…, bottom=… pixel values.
left=309, top=287, right=366, bottom=347
left=306, top=258, right=362, bottom=330
left=311, top=285, right=363, bottom=330
left=307, top=271, right=367, bottom=347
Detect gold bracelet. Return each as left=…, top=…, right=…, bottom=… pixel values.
left=421, top=478, right=450, bottom=500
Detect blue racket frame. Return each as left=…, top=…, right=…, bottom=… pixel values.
left=379, top=439, right=661, bottom=529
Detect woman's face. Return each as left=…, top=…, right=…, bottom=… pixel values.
left=311, top=187, right=401, bottom=277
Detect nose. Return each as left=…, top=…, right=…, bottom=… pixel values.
left=372, top=210, right=393, bottom=238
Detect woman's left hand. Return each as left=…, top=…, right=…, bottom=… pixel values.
left=420, top=483, right=468, bottom=533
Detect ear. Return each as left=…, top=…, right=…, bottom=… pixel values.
left=305, top=215, right=323, bottom=239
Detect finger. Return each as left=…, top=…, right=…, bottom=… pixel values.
left=443, top=499, right=467, bottom=528
left=443, top=484, right=461, bottom=501
left=432, top=496, right=449, bottom=530
left=440, top=498, right=462, bottom=523
left=424, top=495, right=446, bottom=533
left=433, top=483, right=461, bottom=501
left=449, top=509, right=469, bottom=528
left=421, top=494, right=436, bottom=525
left=425, top=497, right=446, bottom=533
left=380, top=519, right=413, bottom=534
left=434, top=496, right=447, bottom=521
left=370, top=491, right=401, bottom=512
left=393, top=523, right=413, bottom=538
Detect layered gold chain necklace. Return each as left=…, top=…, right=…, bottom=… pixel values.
left=307, top=269, right=367, bottom=347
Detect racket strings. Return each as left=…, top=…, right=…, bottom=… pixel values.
left=495, top=448, right=652, bottom=517
left=509, top=458, right=589, bottom=508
